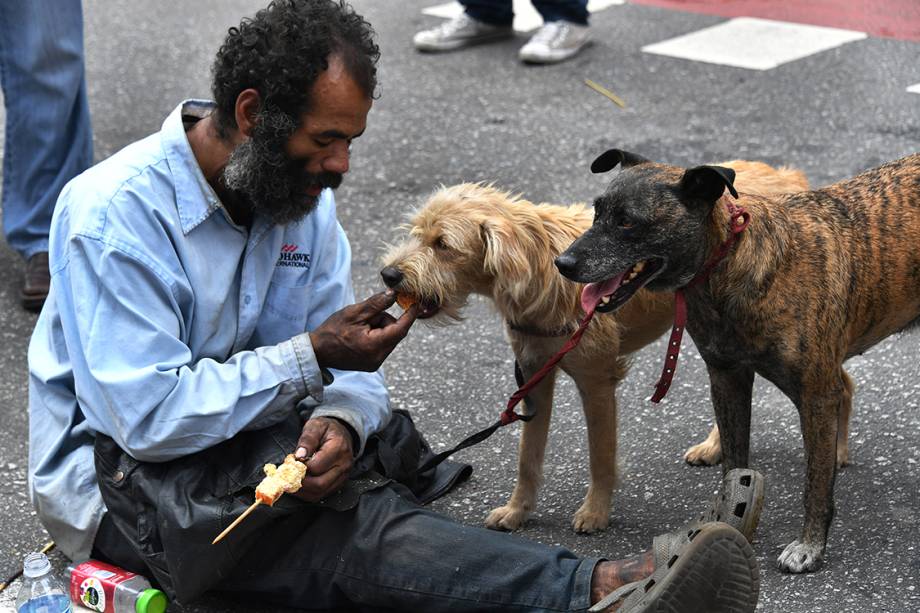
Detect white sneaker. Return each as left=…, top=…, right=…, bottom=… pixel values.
left=518, top=21, right=591, bottom=64
left=413, top=13, right=513, bottom=52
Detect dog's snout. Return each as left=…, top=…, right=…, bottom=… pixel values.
left=554, top=253, right=578, bottom=278
left=380, top=266, right=404, bottom=288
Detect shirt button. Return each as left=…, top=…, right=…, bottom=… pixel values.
left=244, top=295, right=252, bottom=305
left=113, top=470, right=125, bottom=483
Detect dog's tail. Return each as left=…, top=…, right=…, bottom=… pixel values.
left=721, top=160, right=810, bottom=196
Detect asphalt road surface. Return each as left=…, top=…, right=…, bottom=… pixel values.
left=1, top=1, right=918, bottom=611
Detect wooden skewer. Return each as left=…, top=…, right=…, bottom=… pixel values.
left=212, top=455, right=307, bottom=545
left=212, top=500, right=263, bottom=545
left=584, top=78, right=627, bottom=109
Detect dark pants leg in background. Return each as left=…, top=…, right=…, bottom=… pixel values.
left=460, top=0, right=513, bottom=26
left=459, top=0, right=589, bottom=26
left=533, top=0, right=589, bottom=25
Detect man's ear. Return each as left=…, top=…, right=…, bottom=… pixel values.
left=590, top=149, right=650, bottom=174
left=679, top=165, right=738, bottom=200
left=234, top=88, right=262, bottom=138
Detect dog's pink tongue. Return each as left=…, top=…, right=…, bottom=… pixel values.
left=581, top=273, right=625, bottom=313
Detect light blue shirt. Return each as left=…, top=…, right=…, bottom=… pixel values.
left=27, top=100, right=390, bottom=561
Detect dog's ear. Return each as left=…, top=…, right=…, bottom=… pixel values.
left=679, top=165, right=739, bottom=201
left=481, top=219, right=535, bottom=303
left=590, top=149, right=650, bottom=174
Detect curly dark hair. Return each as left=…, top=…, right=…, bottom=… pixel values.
left=211, top=0, right=379, bottom=139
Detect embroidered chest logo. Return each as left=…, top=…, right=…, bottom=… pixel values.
left=276, top=243, right=312, bottom=269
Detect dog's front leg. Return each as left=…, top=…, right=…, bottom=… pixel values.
left=777, top=378, right=843, bottom=573
left=706, top=364, right=755, bottom=472
left=484, top=365, right=557, bottom=532
left=571, top=372, right=618, bottom=533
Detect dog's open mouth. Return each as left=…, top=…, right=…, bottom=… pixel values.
left=580, top=258, right=665, bottom=314
left=415, top=298, right=440, bottom=319
left=396, top=293, right=441, bottom=319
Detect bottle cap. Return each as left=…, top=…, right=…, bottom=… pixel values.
left=135, top=588, right=168, bottom=613
left=22, top=552, right=52, bottom=579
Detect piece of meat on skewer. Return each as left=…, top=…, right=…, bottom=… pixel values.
left=256, top=454, right=308, bottom=505
left=212, top=454, right=307, bottom=545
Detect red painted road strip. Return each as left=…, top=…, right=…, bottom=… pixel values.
left=629, top=0, right=920, bottom=42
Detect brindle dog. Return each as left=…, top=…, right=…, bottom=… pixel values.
left=555, top=150, right=920, bottom=572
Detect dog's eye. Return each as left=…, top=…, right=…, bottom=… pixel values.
left=433, top=236, right=449, bottom=250
left=616, top=214, right=636, bottom=230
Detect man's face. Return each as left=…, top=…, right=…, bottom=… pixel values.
left=222, top=56, right=372, bottom=225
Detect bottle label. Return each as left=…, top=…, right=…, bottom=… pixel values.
left=77, top=576, right=106, bottom=611
left=69, top=561, right=138, bottom=613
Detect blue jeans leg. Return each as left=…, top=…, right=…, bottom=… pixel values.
left=460, top=0, right=514, bottom=27
left=534, top=0, right=590, bottom=25
left=0, top=0, right=93, bottom=260
left=217, top=484, right=600, bottom=611
left=461, top=0, right=589, bottom=27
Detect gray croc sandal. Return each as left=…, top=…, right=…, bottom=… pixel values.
left=647, top=468, right=765, bottom=567
left=590, top=522, right=760, bottom=613
left=696, top=469, right=765, bottom=542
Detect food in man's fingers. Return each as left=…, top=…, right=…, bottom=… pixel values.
left=255, top=454, right=307, bottom=506
left=396, top=293, right=417, bottom=310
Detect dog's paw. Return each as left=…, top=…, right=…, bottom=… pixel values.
left=572, top=507, right=609, bottom=534
left=836, top=447, right=850, bottom=468
left=485, top=505, right=529, bottom=531
left=683, top=441, right=722, bottom=466
left=777, top=540, right=825, bottom=573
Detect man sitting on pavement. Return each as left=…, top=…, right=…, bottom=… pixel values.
left=28, top=1, right=762, bottom=610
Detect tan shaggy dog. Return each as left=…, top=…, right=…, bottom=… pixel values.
left=380, top=161, right=809, bottom=533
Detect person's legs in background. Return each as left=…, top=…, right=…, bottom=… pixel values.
left=413, top=0, right=515, bottom=52
left=0, top=0, right=93, bottom=312
left=520, top=0, right=592, bottom=64
left=460, top=0, right=515, bottom=26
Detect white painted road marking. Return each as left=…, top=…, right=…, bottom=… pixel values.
left=641, top=17, right=867, bottom=70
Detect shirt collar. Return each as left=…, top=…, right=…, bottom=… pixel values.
left=161, top=99, right=225, bottom=234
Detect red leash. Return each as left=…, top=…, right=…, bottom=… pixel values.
left=501, top=304, right=598, bottom=424
left=414, top=305, right=598, bottom=474
left=650, top=201, right=750, bottom=402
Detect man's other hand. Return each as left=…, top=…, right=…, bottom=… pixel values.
left=292, top=417, right=354, bottom=502
left=309, top=289, right=418, bottom=372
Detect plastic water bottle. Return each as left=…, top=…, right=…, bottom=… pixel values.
left=14, top=552, right=72, bottom=613
left=67, top=560, right=166, bottom=613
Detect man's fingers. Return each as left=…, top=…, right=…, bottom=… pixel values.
left=371, top=303, right=418, bottom=342
left=295, top=421, right=325, bottom=460
left=367, top=310, right=397, bottom=329
left=297, top=463, right=350, bottom=501
left=355, top=290, right=396, bottom=318
left=306, top=436, right=349, bottom=474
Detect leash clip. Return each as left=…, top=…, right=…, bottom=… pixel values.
left=500, top=409, right=533, bottom=426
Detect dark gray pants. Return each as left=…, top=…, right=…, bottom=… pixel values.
left=93, top=410, right=599, bottom=611
left=95, top=483, right=599, bottom=612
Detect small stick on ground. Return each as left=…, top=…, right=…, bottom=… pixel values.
left=584, top=79, right=626, bottom=108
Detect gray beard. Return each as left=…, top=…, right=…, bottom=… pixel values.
left=221, top=124, right=320, bottom=226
